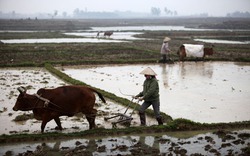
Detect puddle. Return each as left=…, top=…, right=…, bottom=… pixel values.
left=0, top=68, right=156, bottom=135
left=1, top=32, right=144, bottom=44
left=1, top=31, right=144, bottom=43
left=62, top=62, right=250, bottom=123
left=194, top=38, right=250, bottom=44
left=0, top=129, right=249, bottom=155
left=64, top=32, right=145, bottom=40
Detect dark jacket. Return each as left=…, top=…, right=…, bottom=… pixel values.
left=136, top=77, right=159, bottom=102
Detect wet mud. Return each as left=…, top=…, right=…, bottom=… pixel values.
left=1, top=129, right=249, bottom=155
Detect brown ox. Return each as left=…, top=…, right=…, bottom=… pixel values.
left=177, top=44, right=214, bottom=61
left=13, top=85, right=106, bottom=133
left=104, top=31, right=113, bottom=37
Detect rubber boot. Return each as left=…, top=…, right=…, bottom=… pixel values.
left=139, top=112, right=146, bottom=126
left=156, top=116, right=163, bottom=125
left=162, top=54, right=167, bottom=63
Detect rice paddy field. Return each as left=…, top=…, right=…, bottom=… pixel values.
left=0, top=18, right=250, bottom=155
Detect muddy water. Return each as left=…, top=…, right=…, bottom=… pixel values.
left=1, top=129, right=249, bottom=155
left=64, top=32, right=145, bottom=40
left=0, top=32, right=143, bottom=44
left=63, top=62, right=250, bottom=123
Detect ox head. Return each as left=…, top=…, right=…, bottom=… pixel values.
left=13, top=86, right=35, bottom=111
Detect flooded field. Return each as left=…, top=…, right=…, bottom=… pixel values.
left=62, top=62, right=250, bottom=124
left=0, top=68, right=158, bottom=135
left=1, top=25, right=249, bottom=44
left=0, top=31, right=144, bottom=43
left=64, top=32, right=146, bottom=40
left=1, top=18, right=250, bottom=155
left=1, top=66, right=249, bottom=155
left=0, top=65, right=249, bottom=155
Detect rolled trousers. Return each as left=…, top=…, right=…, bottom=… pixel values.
left=139, top=100, right=161, bottom=118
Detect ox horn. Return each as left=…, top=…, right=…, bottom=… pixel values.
left=17, top=86, right=27, bottom=94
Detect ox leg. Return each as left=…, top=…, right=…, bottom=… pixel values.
left=41, top=120, right=49, bottom=133
left=41, top=116, right=54, bottom=133
left=54, top=117, right=63, bottom=131
left=85, top=109, right=97, bottom=129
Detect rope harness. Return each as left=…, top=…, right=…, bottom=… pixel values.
left=34, top=94, right=50, bottom=108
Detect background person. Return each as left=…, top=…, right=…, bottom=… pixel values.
left=160, top=37, right=171, bottom=63
left=133, top=67, right=163, bottom=126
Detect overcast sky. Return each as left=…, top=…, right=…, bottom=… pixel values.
left=1, top=0, right=250, bottom=16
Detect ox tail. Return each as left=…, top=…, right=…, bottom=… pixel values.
left=90, top=88, right=106, bottom=103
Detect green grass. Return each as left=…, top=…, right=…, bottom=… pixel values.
left=1, top=119, right=249, bottom=144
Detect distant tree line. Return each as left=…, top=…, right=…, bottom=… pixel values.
left=150, top=7, right=178, bottom=16
left=73, top=8, right=118, bottom=18
left=226, top=11, right=250, bottom=17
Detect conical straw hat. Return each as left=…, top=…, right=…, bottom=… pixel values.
left=140, top=67, right=157, bottom=76
left=163, top=37, right=171, bottom=42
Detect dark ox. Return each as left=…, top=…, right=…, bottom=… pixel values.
left=177, top=44, right=214, bottom=61
left=13, top=85, right=106, bottom=133
left=104, top=31, right=113, bottom=37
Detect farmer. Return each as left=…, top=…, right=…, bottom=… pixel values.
left=133, top=67, right=163, bottom=126
left=160, top=37, right=171, bottom=63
